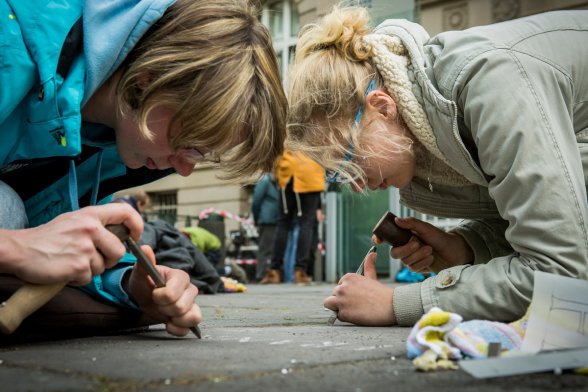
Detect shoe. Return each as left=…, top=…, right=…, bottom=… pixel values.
left=229, top=261, right=249, bottom=283
left=395, top=267, right=426, bottom=283
left=260, top=269, right=281, bottom=284
left=294, top=268, right=312, bottom=284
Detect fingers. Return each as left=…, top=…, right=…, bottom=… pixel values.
left=92, top=227, right=127, bottom=269
left=89, top=203, right=144, bottom=242
left=394, top=216, right=424, bottom=231
left=324, top=295, right=338, bottom=312
left=363, top=251, right=378, bottom=280
left=132, top=244, right=159, bottom=286
left=391, top=238, right=434, bottom=273
left=167, top=302, right=203, bottom=337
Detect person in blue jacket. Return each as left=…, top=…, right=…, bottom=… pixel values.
left=0, top=0, right=287, bottom=336
left=251, top=173, right=280, bottom=281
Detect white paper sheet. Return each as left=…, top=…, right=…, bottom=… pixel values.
left=521, top=271, right=588, bottom=353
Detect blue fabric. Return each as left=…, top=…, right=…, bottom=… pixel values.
left=0, top=0, right=174, bottom=309
left=251, top=174, right=280, bottom=225
left=82, top=0, right=176, bottom=104
left=396, top=266, right=433, bottom=283
left=283, top=224, right=300, bottom=283
left=80, top=253, right=139, bottom=309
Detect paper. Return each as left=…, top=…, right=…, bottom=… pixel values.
left=521, top=271, right=588, bottom=353
left=460, top=347, right=588, bottom=378
left=460, top=271, right=588, bottom=378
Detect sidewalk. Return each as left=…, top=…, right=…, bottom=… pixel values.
left=1, top=282, right=587, bottom=391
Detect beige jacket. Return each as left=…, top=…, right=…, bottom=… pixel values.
left=375, top=11, right=588, bottom=325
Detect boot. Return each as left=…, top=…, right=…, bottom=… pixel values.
left=294, top=268, right=312, bottom=284
left=260, top=269, right=281, bottom=284
left=229, top=260, right=249, bottom=283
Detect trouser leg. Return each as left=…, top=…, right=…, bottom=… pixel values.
left=294, top=192, right=321, bottom=271
left=0, top=181, right=28, bottom=230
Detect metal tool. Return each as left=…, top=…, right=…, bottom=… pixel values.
left=327, top=246, right=377, bottom=325
left=106, top=224, right=201, bottom=338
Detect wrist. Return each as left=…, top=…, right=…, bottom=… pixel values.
left=390, top=287, right=397, bottom=325
left=0, top=229, right=24, bottom=276
left=449, top=232, right=474, bottom=264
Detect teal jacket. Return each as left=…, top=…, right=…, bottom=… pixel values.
left=251, top=174, right=279, bottom=225
left=0, top=0, right=176, bottom=307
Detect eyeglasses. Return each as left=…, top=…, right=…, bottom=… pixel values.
left=175, top=148, right=220, bottom=165
left=326, top=79, right=377, bottom=184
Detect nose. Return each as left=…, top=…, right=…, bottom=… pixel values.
left=169, top=155, right=195, bottom=177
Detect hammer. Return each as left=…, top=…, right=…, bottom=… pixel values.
left=0, top=224, right=201, bottom=338
left=372, top=211, right=454, bottom=273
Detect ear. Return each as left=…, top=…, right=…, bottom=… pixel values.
left=366, top=90, right=398, bottom=121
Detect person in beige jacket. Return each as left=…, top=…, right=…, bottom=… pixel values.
left=286, top=6, right=588, bottom=326
left=261, top=150, right=325, bottom=284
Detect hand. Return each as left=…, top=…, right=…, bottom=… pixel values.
left=324, top=251, right=396, bottom=326
left=127, top=245, right=202, bottom=337
left=0, top=204, right=143, bottom=285
left=373, top=216, right=473, bottom=273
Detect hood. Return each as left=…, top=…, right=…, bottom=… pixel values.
left=82, top=0, right=176, bottom=105
left=373, top=19, right=430, bottom=71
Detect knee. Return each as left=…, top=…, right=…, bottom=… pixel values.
left=0, top=181, right=28, bottom=229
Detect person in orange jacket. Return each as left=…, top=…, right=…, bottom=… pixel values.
left=260, top=151, right=325, bottom=284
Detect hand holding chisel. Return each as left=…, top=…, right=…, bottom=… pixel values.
left=327, top=246, right=377, bottom=325
left=106, top=224, right=201, bottom=338
left=0, top=223, right=201, bottom=337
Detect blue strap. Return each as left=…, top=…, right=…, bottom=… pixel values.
left=90, top=150, right=104, bottom=205
left=68, top=160, right=79, bottom=210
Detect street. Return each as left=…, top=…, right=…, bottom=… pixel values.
left=1, top=282, right=587, bottom=391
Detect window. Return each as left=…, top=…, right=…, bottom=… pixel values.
left=262, top=0, right=299, bottom=87
left=148, top=191, right=178, bottom=224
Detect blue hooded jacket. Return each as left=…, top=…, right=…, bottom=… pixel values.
left=0, top=0, right=177, bottom=307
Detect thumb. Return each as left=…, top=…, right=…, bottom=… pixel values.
left=140, top=244, right=157, bottom=266
left=363, top=250, right=378, bottom=280
left=395, top=216, right=435, bottom=236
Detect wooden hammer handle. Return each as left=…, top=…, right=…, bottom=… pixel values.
left=0, top=224, right=131, bottom=335
left=0, top=282, right=66, bottom=334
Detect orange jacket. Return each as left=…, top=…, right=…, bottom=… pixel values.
left=275, top=150, right=326, bottom=193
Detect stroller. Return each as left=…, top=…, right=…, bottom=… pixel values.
left=199, top=208, right=259, bottom=282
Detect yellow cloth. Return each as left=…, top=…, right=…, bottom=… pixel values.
left=182, top=226, right=221, bottom=252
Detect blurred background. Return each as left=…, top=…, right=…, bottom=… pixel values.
left=118, top=0, right=588, bottom=284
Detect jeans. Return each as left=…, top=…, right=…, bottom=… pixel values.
left=0, top=181, right=28, bottom=229
left=255, top=224, right=276, bottom=281
left=271, top=179, right=320, bottom=271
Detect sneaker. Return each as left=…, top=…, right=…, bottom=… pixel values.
left=260, top=269, right=281, bottom=284
left=395, top=266, right=426, bottom=283
left=294, top=268, right=312, bottom=285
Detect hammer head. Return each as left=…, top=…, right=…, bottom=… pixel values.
left=372, top=211, right=412, bottom=247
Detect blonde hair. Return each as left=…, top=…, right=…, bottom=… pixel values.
left=286, top=5, right=412, bottom=184
left=118, top=0, right=287, bottom=180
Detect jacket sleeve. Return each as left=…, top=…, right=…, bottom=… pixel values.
left=79, top=253, right=139, bottom=309
left=251, top=177, right=268, bottom=224
left=394, top=49, right=588, bottom=325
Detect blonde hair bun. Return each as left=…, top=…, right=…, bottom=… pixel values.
left=296, top=6, right=372, bottom=63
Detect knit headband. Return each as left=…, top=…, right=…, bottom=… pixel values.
left=363, top=33, right=471, bottom=187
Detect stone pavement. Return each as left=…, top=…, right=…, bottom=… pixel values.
left=1, top=282, right=587, bottom=391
